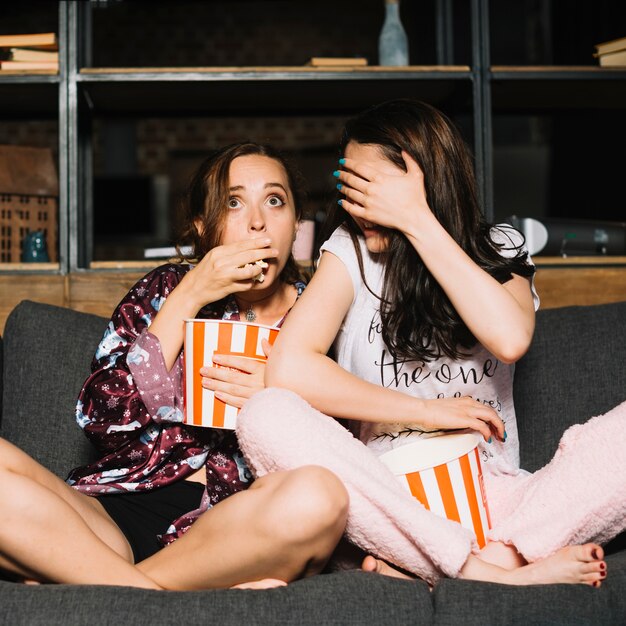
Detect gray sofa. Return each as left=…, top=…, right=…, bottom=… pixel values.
left=1, top=299, right=625, bottom=626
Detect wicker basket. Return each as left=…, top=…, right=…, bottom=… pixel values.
left=0, top=145, right=58, bottom=263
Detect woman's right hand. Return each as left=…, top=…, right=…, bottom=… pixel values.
left=417, top=396, right=505, bottom=442
left=182, top=237, right=278, bottom=310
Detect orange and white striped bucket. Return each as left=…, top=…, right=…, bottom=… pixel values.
left=379, top=432, right=492, bottom=548
left=183, top=319, right=280, bottom=429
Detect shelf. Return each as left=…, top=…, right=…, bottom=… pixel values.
left=77, top=66, right=474, bottom=115
left=491, top=65, right=626, bottom=77
left=80, top=66, right=471, bottom=76
left=0, top=262, right=60, bottom=273
left=490, top=66, right=626, bottom=110
left=89, top=260, right=161, bottom=271
left=2, top=1, right=624, bottom=273
left=0, top=71, right=60, bottom=81
left=534, top=256, right=626, bottom=267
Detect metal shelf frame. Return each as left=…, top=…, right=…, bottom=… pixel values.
left=1, top=0, right=623, bottom=274
left=63, top=0, right=488, bottom=271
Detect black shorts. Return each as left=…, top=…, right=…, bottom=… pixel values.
left=98, top=480, right=205, bottom=563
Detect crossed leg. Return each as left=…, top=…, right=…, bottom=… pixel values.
left=139, top=465, right=349, bottom=590
left=0, top=437, right=157, bottom=587
left=0, top=437, right=348, bottom=589
left=236, top=388, right=616, bottom=588
left=361, top=543, right=606, bottom=587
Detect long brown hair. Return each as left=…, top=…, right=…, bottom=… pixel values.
left=322, top=99, right=535, bottom=361
left=177, top=142, right=305, bottom=285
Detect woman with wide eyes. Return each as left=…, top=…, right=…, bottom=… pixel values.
left=0, top=142, right=348, bottom=590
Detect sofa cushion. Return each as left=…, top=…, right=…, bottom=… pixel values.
left=1, top=300, right=108, bottom=478
left=431, top=549, right=626, bottom=626
left=0, top=570, right=432, bottom=626
left=514, top=301, right=626, bottom=473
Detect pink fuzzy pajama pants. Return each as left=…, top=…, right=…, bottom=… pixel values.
left=236, top=388, right=626, bottom=584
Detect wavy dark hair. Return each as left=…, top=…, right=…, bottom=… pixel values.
left=176, top=141, right=305, bottom=286
left=322, top=99, right=535, bottom=361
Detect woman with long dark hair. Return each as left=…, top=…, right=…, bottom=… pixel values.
left=237, top=100, right=625, bottom=587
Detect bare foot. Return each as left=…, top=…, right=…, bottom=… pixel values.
left=361, top=555, right=414, bottom=580
left=478, top=541, right=526, bottom=570
left=506, top=544, right=606, bottom=587
left=231, top=578, right=288, bottom=590
left=461, top=543, right=606, bottom=587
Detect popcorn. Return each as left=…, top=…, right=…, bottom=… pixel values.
left=242, top=259, right=268, bottom=283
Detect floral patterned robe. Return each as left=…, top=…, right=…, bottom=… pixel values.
left=66, top=262, right=305, bottom=545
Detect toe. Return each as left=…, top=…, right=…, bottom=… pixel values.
left=589, top=544, right=604, bottom=561
left=361, top=555, right=379, bottom=573
left=580, top=543, right=604, bottom=562
left=581, top=560, right=606, bottom=575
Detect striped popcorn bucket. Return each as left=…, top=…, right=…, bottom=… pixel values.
left=379, top=432, right=492, bottom=548
left=183, top=319, right=280, bottom=429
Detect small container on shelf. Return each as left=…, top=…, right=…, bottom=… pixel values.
left=0, top=145, right=58, bottom=264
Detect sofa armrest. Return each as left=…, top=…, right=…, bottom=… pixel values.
left=0, top=300, right=108, bottom=477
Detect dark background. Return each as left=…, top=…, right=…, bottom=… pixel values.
left=1, top=0, right=624, bottom=259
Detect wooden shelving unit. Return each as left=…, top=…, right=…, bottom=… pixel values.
left=0, top=0, right=624, bottom=324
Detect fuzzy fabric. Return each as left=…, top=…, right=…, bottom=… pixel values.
left=237, top=388, right=626, bottom=579
left=237, top=388, right=475, bottom=584
left=486, top=399, right=626, bottom=561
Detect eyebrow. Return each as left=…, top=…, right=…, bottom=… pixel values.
left=229, top=183, right=288, bottom=193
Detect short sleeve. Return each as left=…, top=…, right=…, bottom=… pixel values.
left=319, top=225, right=362, bottom=303
left=491, top=224, right=540, bottom=311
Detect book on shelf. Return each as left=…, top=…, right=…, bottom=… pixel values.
left=0, top=32, right=58, bottom=50
left=144, top=246, right=191, bottom=259
left=598, top=49, right=626, bottom=67
left=0, top=60, right=59, bottom=71
left=306, top=57, right=368, bottom=67
left=9, top=47, right=59, bottom=62
left=593, top=35, right=626, bottom=57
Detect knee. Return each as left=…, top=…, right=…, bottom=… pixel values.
left=263, top=466, right=349, bottom=542
left=293, top=465, right=349, bottom=524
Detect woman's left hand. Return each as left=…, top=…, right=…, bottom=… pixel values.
left=336, top=151, right=432, bottom=236
left=199, top=339, right=271, bottom=408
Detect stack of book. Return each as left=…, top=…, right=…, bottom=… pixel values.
left=0, top=32, right=59, bottom=71
left=593, top=36, right=626, bottom=67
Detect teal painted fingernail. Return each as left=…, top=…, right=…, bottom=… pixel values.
left=337, top=199, right=342, bottom=206
left=339, top=158, right=346, bottom=165
left=504, top=430, right=508, bottom=441
left=336, top=183, right=342, bottom=190
left=333, top=170, right=340, bottom=178
left=488, top=437, right=493, bottom=444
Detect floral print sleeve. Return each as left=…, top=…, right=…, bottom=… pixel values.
left=75, top=264, right=185, bottom=449
left=67, top=264, right=215, bottom=493
left=127, top=329, right=185, bottom=425
left=67, top=267, right=306, bottom=549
